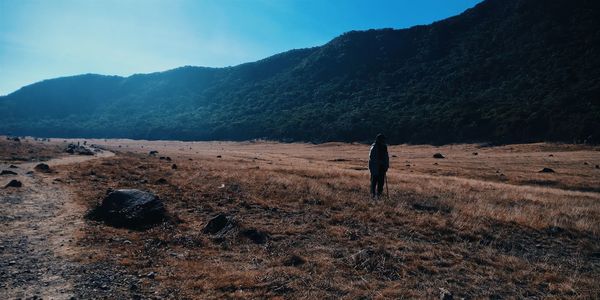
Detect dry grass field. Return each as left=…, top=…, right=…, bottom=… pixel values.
left=2, top=137, right=600, bottom=298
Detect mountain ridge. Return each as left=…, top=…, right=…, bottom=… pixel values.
left=2, top=0, right=599, bottom=144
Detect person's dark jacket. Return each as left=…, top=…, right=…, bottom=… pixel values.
left=368, top=142, right=389, bottom=176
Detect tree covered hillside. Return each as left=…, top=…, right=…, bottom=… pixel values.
left=1, top=0, right=599, bottom=144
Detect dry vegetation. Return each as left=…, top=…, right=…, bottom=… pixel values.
left=0, top=137, right=67, bottom=162
left=2, top=137, right=600, bottom=298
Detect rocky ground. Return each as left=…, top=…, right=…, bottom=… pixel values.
left=0, top=142, right=148, bottom=299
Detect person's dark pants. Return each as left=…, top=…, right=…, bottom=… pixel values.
left=370, top=171, right=386, bottom=197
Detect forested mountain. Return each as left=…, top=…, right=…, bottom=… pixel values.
left=2, top=0, right=599, bottom=144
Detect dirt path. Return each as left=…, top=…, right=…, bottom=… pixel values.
left=0, top=151, right=113, bottom=299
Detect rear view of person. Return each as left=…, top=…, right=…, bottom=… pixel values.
left=368, top=133, right=389, bottom=199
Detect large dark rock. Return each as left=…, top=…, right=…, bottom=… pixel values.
left=87, top=189, right=167, bottom=229
left=1, top=170, right=18, bottom=176
left=5, top=180, right=22, bottom=188
left=34, top=163, right=51, bottom=173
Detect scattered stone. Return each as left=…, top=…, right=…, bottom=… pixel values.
left=0, top=170, right=17, bottom=176
left=34, top=163, right=51, bottom=173
left=583, top=162, right=589, bottom=165
left=330, top=158, right=350, bottom=162
left=5, top=179, right=22, bottom=188
left=596, top=165, right=599, bottom=169
left=412, top=203, right=439, bottom=213
left=240, top=228, right=269, bottom=244
left=149, top=150, right=158, bottom=156
left=165, top=157, right=172, bottom=161
left=217, top=155, right=222, bottom=158
left=539, top=167, right=555, bottom=173
left=439, top=288, right=453, bottom=300
left=145, top=271, right=156, bottom=279
left=472, top=152, right=478, bottom=155
left=86, top=189, right=167, bottom=229
left=283, top=255, right=306, bottom=266
left=9, top=165, right=18, bottom=169
left=433, top=153, right=445, bottom=159
left=171, top=164, right=177, bottom=170
left=203, top=214, right=236, bottom=234
left=548, top=154, right=554, bottom=157
left=65, top=143, right=94, bottom=155
left=155, top=178, right=168, bottom=184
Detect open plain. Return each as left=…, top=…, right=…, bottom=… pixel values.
left=1, top=137, right=599, bottom=299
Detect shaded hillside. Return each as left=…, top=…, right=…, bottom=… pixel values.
left=1, top=0, right=599, bottom=144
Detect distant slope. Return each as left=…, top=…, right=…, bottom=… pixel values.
left=2, top=0, right=599, bottom=144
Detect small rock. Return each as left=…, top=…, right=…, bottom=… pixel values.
left=0, top=170, right=17, bottom=176
left=596, top=165, right=599, bottom=169
left=283, top=254, right=306, bottom=266
left=8, top=165, right=18, bottom=169
left=433, top=153, right=445, bottom=159
left=34, top=163, right=51, bottom=173
left=240, top=228, right=269, bottom=244
left=171, top=164, right=177, bottom=170
left=217, top=155, right=222, bottom=158
left=472, top=152, right=478, bottom=155
left=203, top=214, right=236, bottom=234
left=539, top=167, right=555, bottom=173
left=146, top=271, right=156, bottom=279
left=439, top=288, right=453, bottom=300
left=5, top=180, right=22, bottom=188
left=165, top=157, right=172, bottom=161
left=155, top=178, right=168, bottom=184
left=149, top=150, right=158, bottom=156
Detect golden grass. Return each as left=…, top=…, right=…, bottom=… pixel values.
left=9, top=138, right=600, bottom=298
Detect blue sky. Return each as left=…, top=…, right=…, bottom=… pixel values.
left=0, top=0, right=482, bottom=95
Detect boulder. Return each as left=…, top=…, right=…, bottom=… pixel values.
left=433, top=153, right=445, bottom=159
left=34, top=163, right=51, bottom=173
left=5, top=179, right=22, bottom=188
left=1, top=170, right=17, bottom=176
left=86, top=189, right=167, bottom=229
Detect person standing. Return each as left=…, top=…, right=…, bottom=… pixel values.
left=368, top=133, right=389, bottom=199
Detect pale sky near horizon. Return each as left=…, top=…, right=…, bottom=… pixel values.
left=0, top=0, right=482, bottom=96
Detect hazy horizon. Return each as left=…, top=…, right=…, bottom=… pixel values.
left=0, top=0, right=482, bottom=96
